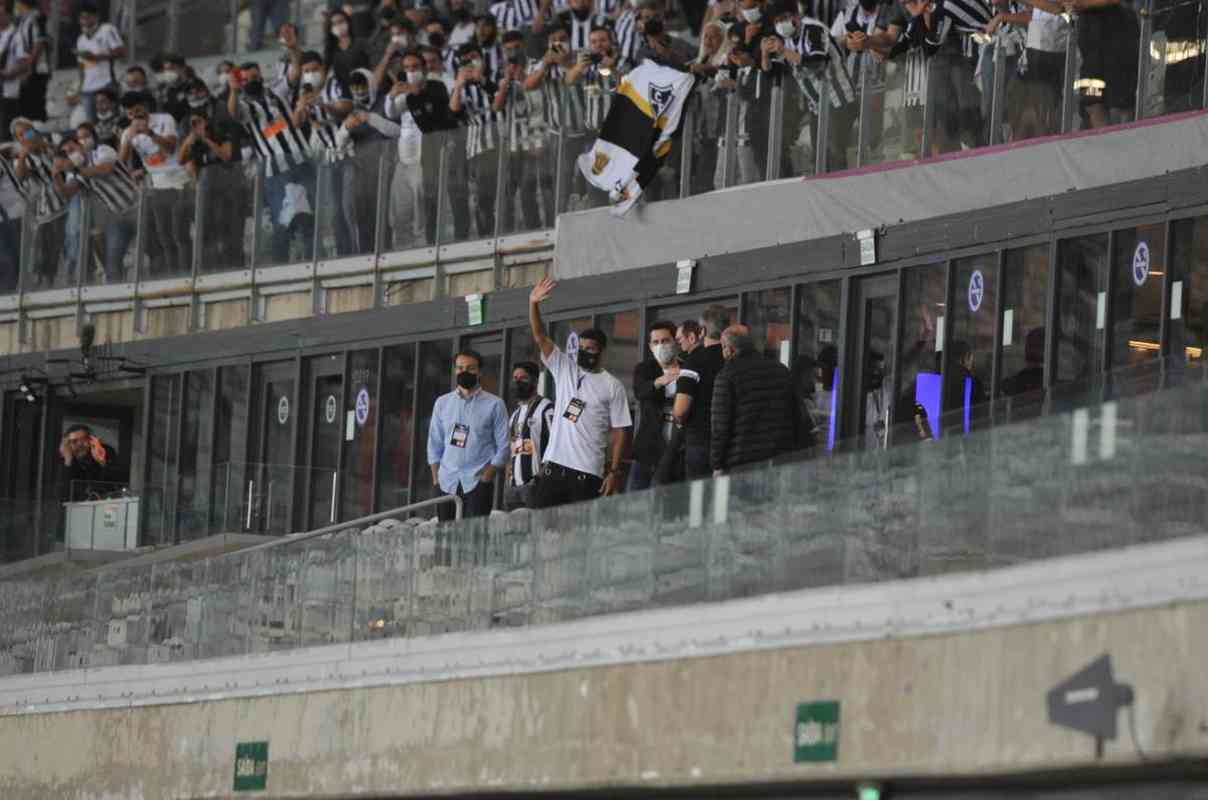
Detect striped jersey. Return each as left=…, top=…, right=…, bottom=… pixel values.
left=16, top=10, right=51, bottom=76
left=508, top=396, right=554, bottom=486
left=78, top=145, right=139, bottom=216
left=236, top=85, right=312, bottom=177
left=20, top=150, right=67, bottom=220
left=564, top=12, right=609, bottom=52
left=614, top=10, right=642, bottom=65
left=0, top=148, right=27, bottom=223
left=790, top=18, right=857, bottom=113
left=455, top=80, right=502, bottom=158
left=300, top=73, right=353, bottom=162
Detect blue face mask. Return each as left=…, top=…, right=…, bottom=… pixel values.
left=22, top=129, right=36, bottom=142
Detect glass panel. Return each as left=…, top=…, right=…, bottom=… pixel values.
left=849, top=276, right=898, bottom=450
left=308, top=366, right=343, bottom=530
left=146, top=374, right=182, bottom=547
left=342, top=350, right=379, bottom=520
left=258, top=164, right=317, bottom=268
left=23, top=202, right=74, bottom=291
left=414, top=339, right=454, bottom=502
left=1111, top=223, right=1166, bottom=377
left=858, top=39, right=927, bottom=166
left=780, top=59, right=834, bottom=177
left=316, top=140, right=391, bottom=260
left=999, top=244, right=1051, bottom=403
left=388, top=122, right=450, bottom=251
left=442, top=79, right=502, bottom=243
left=1055, top=234, right=1109, bottom=390
left=82, top=185, right=139, bottom=286
left=212, top=364, right=250, bottom=530
left=196, top=159, right=256, bottom=275
left=946, top=255, right=996, bottom=434
left=137, top=176, right=196, bottom=281
left=498, top=82, right=557, bottom=235
left=687, top=80, right=724, bottom=195
left=732, top=66, right=775, bottom=186
left=556, top=83, right=610, bottom=213
left=596, top=310, right=641, bottom=403
left=1005, top=14, right=1070, bottom=141
left=795, top=280, right=843, bottom=452
left=896, top=263, right=946, bottom=445
left=1073, top=0, right=1142, bottom=130
left=745, top=287, right=792, bottom=364
left=298, top=532, right=356, bottom=646
left=377, top=344, right=417, bottom=512
left=176, top=370, right=215, bottom=541
left=1168, top=216, right=1208, bottom=368
left=1142, top=0, right=1208, bottom=119
left=249, top=361, right=298, bottom=533
left=923, top=40, right=985, bottom=155
left=462, top=334, right=504, bottom=397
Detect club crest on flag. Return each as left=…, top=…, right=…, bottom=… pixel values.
left=648, top=83, right=674, bottom=119
left=591, top=150, right=611, bottom=176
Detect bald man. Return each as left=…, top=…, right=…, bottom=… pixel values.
left=710, top=324, right=800, bottom=475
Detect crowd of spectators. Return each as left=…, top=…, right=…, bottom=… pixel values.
left=0, top=0, right=1189, bottom=289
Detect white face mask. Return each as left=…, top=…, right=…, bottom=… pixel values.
left=775, top=19, right=795, bottom=37
left=652, top=342, right=677, bottom=366
left=332, top=23, right=349, bottom=38
left=405, top=70, right=425, bottom=84
left=68, top=151, right=85, bottom=167
left=78, top=136, right=95, bottom=151
left=392, top=34, right=409, bottom=46
left=741, top=6, right=762, bottom=22
left=159, top=70, right=179, bottom=85
left=302, top=69, right=323, bottom=87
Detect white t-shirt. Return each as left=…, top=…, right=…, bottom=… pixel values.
left=541, top=346, right=633, bottom=478
left=1026, top=9, right=1068, bottom=53
left=77, top=23, right=124, bottom=93
left=125, top=113, right=189, bottom=189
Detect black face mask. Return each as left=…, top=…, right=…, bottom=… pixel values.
left=577, top=350, right=600, bottom=371
left=429, top=32, right=447, bottom=49
left=456, top=371, right=479, bottom=390
left=244, top=79, right=264, bottom=97
left=513, top=379, right=535, bottom=399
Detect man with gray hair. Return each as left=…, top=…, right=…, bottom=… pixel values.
left=710, top=324, right=799, bottom=475
left=656, top=304, right=730, bottom=482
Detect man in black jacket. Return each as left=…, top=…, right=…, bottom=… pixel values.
left=658, top=307, right=729, bottom=482
left=710, top=324, right=799, bottom=475
left=630, top=320, right=681, bottom=491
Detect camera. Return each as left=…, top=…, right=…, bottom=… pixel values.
left=589, top=52, right=603, bottom=65
left=507, top=51, right=526, bottom=66
left=643, top=17, right=665, bottom=37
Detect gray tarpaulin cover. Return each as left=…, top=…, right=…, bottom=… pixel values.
left=554, top=110, right=1208, bottom=279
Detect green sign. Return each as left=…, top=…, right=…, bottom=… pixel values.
left=233, top=741, right=269, bottom=792
left=794, top=701, right=840, bottom=763
left=467, top=293, right=484, bottom=326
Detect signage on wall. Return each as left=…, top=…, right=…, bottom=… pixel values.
left=233, top=740, right=269, bottom=792
left=355, top=388, right=371, bottom=427
left=276, top=396, right=289, bottom=425
left=324, top=395, right=338, bottom=425
left=968, top=269, right=985, bottom=312
left=1132, top=241, right=1151, bottom=287
left=794, top=700, right=840, bottom=763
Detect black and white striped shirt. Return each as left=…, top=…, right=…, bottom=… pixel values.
left=19, top=150, right=67, bottom=220
left=456, top=80, right=502, bottom=158
left=790, top=18, right=857, bottom=113
left=78, top=146, right=139, bottom=216
left=491, top=0, right=539, bottom=31
left=479, top=41, right=505, bottom=83
left=499, top=81, right=538, bottom=153
left=917, top=0, right=993, bottom=57
left=614, top=9, right=641, bottom=65
left=0, top=149, right=27, bottom=223
left=16, top=10, right=50, bottom=77
left=237, top=86, right=312, bottom=178
left=530, top=61, right=587, bottom=135
left=508, top=396, right=554, bottom=486
left=565, top=13, right=609, bottom=52
left=300, top=73, right=353, bottom=162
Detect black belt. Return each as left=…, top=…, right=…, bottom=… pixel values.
left=543, top=463, right=599, bottom=481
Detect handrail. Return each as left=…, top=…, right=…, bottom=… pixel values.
left=231, top=494, right=464, bottom=557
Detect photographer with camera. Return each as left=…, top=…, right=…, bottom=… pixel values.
left=636, top=8, right=697, bottom=67
left=179, top=100, right=246, bottom=272
left=524, top=25, right=586, bottom=214
left=566, top=25, right=622, bottom=131
left=449, top=43, right=502, bottom=239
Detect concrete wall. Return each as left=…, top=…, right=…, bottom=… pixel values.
left=0, top=553, right=1205, bottom=799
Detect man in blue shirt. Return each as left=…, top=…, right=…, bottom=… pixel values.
left=427, top=349, right=510, bottom=521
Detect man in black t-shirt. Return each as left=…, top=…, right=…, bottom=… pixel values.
left=179, top=106, right=246, bottom=270
left=656, top=306, right=731, bottom=482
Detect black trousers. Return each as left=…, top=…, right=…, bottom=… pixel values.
left=437, top=479, right=495, bottom=522
left=19, top=74, right=49, bottom=122
left=532, top=463, right=602, bottom=510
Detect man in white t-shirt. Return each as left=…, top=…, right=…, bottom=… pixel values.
left=76, top=4, right=126, bottom=123
left=117, top=93, right=193, bottom=277
left=527, top=276, right=632, bottom=508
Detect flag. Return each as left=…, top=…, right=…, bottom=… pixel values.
left=577, top=59, right=695, bottom=217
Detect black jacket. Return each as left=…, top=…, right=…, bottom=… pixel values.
left=632, top=358, right=671, bottom=468
left=710, top=353, right=799, bottom=471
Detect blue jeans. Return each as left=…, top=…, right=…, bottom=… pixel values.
left=250, top=0, right=291, bottom=51
left=63, top=196, right=82, bottom=283
left=104, top=218, right=137, bottom=282
left=264, top=167, right=315, bottom=264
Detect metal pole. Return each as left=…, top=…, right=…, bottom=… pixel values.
left=815, top=82, right=831, bottom=176
left=168, top=0, right=181, bottom=53
left=1134, top=0, right=1154, bottom=121
left=720, top=90, right=738, bottom=188
left=855, top=56, right=875, bottom=167
left=988, top=39, right=1008, bottom=145
left=434, top=143, right=448, bottom=299
left=678, top=99, right=695, bottom=198
left=372, top=143, right=390, bottom=306
left=765, top=76, right=785, bottom=181
left=493, top=91, right=512, bottom=245
left=1060, top=16, right=1079, bottom=133
left=132, top=184, right=147, bottom=287
left=920, top=56, right=936, bottom=157
left=553, top=85, right=569, bottom=215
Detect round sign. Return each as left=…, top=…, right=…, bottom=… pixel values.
left=277, top=396, right=290, bottom=425
left=355, top=388, right=370, bottom=427
left=1132, top=241, right=1150, bottom=286
left=324, top=395, right=337, bottom=424
left=968, top=269, right=985, bottom=313
left=566, top=331, right=580, bottom=357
